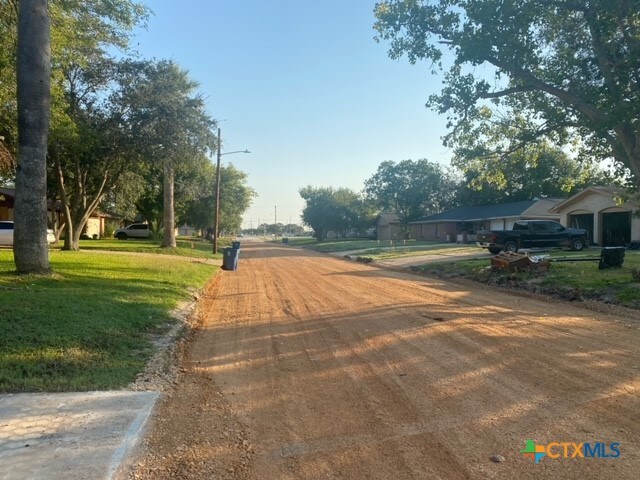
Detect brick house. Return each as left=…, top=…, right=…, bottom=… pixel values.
left=410, top=198, right=562, bottom=243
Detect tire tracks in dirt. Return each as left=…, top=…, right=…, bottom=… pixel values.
left=130, top=242, right=640, bottom=480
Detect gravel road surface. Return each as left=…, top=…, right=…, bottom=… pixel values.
left=130, top=241, right=640, bottom=479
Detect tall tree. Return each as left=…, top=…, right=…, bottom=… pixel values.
left=13, top=0, right=51, bottom=273
left=300, top=186, right=373, bottom=240
left=48, top=0, right=148, bottom=249
left=48, top=58, right=153, bottom=250
left=179, top=162, right=256, bottom=234
left=374, top=0, right=640, bottom=184
left=115, top=60, right=216, bottom=248
left=213, top=164, right=256, bottom=235
left=1, top=0, right=149, bottom=166
left=300, top=187, right=340, bottom=240
left=0, top=0, right=149, bottom=248
left=364, top=159, right=457, bottom=236
left=0, top=0, right=19, bottom=183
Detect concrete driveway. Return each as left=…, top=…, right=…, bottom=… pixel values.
left=0, top=391, right=158, bottom=480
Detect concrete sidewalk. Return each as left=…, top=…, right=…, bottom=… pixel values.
left=0, top=391, right=159, bottom=480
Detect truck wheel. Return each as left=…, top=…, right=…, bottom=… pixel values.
left=116, top=232, right=127, bottom=240
left=504, top=242, right=518, bottom=253
left=488, top=247, right=501, bottom=255
left=570, top=238, right=585, bottom=251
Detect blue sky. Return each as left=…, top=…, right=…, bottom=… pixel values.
left=133, top=0, right=451, bottom=228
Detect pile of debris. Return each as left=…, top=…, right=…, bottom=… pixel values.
left=490, top=252, right=549, bottom=272
left=490, top=247, right=626, bottom=272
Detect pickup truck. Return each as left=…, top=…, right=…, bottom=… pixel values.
left=476, top=220, right=588, bottom=254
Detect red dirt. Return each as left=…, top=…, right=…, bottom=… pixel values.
left=130, top=241, right=640, bottom=479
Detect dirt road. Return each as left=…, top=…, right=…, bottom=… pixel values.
left=130, top=242, right=640, bottom=479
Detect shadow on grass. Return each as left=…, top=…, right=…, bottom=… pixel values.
left=0, top=251, right=217, bottom=392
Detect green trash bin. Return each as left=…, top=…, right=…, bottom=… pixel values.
left=232, top=241, right=241, bottom=249
left=282, top=237, right=289, bottom=244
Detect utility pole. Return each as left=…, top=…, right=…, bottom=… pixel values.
left=213, top=127, right=222, bottom=254
left=211, top=128, right=250, bottom=254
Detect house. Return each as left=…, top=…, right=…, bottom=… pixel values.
left=410, top=198, right=562, bottom=243
left=177, top=224, right=200, bottom=237
left=0, top=187, right=113, bottom=238
left=376, top=213, right=401, bottom=241
left=549, top=186, right=639, bottom=246
left=82, top=212, right=114, bottom=239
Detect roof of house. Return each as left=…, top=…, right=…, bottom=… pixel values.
left=410, top=198, right=563, bottom=224
left=549, top=186, right=635, bottom=213
left=0, top=187, right=120, bottom=218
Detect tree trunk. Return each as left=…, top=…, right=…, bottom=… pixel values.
left=14, top=0, right=51, bottom=274
left=162, top=164, right=176, bottom=247
left=69, top=198, right=105, bottom=250
left=61, top=211, right=77, bottom=250
left=55, top=155, right=78, bottom=250
left=70, top=226, right=83, bottom=250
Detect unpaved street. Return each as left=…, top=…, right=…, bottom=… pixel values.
left=130, top=242, right=640, bottom=479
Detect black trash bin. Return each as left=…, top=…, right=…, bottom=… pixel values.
left=599, top=246, right=625, bottom=270
left=222, top=247, right=240, bottom=271
left=282, top=237, right=289, bottom=244
left=232, top=241, right=241, bottom=249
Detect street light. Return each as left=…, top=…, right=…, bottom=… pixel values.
left=213, top=127, right=250, bottom=254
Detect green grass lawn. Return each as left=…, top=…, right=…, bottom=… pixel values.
left=0, top=249, right=217, bottom=392
left=282, top=237, right=318, bottom=247
left=415, top=249, right=640, bottom=309
left=76, top=237, right=231, bottom=259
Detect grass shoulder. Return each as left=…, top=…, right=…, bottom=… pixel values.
left=413, top=249, right=640, bottom=309
left=0, top=249, right=217, bottom=392
left=77, top=237, right=230, bottom=259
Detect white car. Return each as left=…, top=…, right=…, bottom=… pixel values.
left=114, top=223, right=150, bottom=240
left=0, top=221, right=56, bottom=246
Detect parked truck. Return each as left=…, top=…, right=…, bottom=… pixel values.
left=476, top=220, right=588, bottom=254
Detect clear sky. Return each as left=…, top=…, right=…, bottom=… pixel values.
left=133, top=0, right=452, bottom=228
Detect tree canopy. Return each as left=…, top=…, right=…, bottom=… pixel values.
left=1, top=0, right=255, bottom=252
left=0, top=0, right=150, bottom=164
left=112, top=59, right=216, bottom=247
left=364, top=159, right=458, bottom=235
left=300, top=186, right=374, bottom=241
left=1, top=0, right=151, bottom=251
left=451, top=112, right=616, bottom=205
left=374, top=0, right=640, bottom=185
left=179, top=162, right=256, bottom=235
